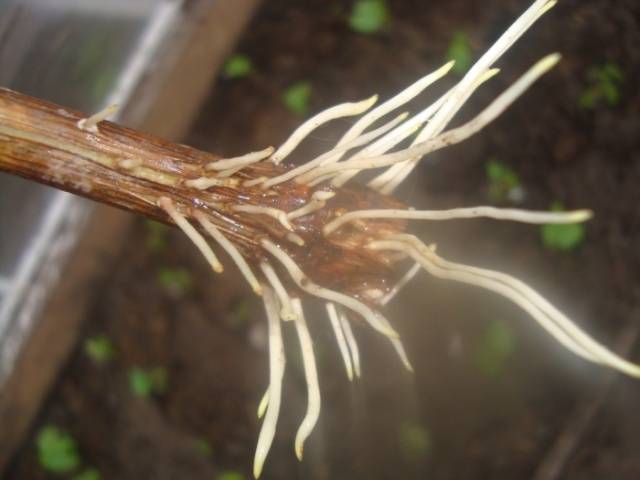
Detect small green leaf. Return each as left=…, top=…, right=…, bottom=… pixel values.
left=217, top=471, right=244, bottom=480
left=157, top=267, right=192, bottom=295
left=84, top=335, right=115, bottom=364
left=600, top=80, right=620, bottom=106
left=474, top=319, right=516, bottom=377
left=36, top=426, right=81, bottom=473
left=541, top=202, right=586, bottom=252
left=223, top=54, right=253, bottom=79
left=72, top=468, right=101, bottom=480
left=602, top=62, right=623, bottom=82
left=145, top=220, right=169, bottom=252
left=485, top=159, right=522, bottom=204
left=349, top=0, right=389, bottom=34
left=129, top=366, right=168, bottom=398
left=446, top=31, right=472, bottom=75
left=578, top=88, right=599, bottom=110
left=283, top=82, right=312, bottom=116
left=399, top=423, right=431, bottom=462
left=195, top=438, right=213, bottom=457
left=580, top=63, right=623, bottom=110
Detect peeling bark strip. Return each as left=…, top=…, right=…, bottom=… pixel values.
left=0, top=88, right=405, bottom=294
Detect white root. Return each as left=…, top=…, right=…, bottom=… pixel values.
left=375, top=0, right=557, bottom=193
left=291, top=298, right=321, bottom=460
left=77, top=103, right=119, bottom=133
left=233, top=205, right=294, bottom=232
left=254, top=286, right=286, bottom=479
left=271, top=95, right=378, bottom=164
left=243, top=176, right=269, bottom=188
left=369, top=238, right=597, bottom=363
left=369, top=68, right=500, bottom=192
left=206, top=146, right=274, bottom=171
left=260, top=239, right=399, bottom=338
left=297, top=54, right=560, bottom=186
left=288, top=191, right=336, bottom=220
left=369, top=235, right=640, bottom=378
left=380, top=262, right=422, bottom=306
left=328, top=67, right=500, bottom=189
left=323, top=205, right=593, bottom=236
left=326, top=302, right=354, bottom=381
left=157, top=197, right=223, bottom=273
left=331, top=61, right=454, bottom=156
left=296, top=97, right=441, bottom=185
left=194, top=212, right=262, bottom=295
left=374, top=312, right=414, bottom=372
left=337, top=308, right=361, bottom=378
left=286, top=232, right=306, bottom=246
left=260, top=262, right=297, bottom=321
left=261, top=112, right=408, bottom=189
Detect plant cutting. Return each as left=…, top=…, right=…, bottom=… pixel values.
left=0, top=0, right=637, bottom=477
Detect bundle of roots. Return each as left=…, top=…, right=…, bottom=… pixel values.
left=0, top=0, right=638, bottom=477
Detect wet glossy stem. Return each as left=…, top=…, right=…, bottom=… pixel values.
left=0, top=87, right=219, bottom=224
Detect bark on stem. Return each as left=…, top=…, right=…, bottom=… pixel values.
left=0, top=87, right=291, bottom=255
left=0, top=88, right=405, bottom=292
left=0, top=88, right=217, bottom=220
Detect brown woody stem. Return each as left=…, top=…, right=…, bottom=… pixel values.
left=0, top=88, right=405, bottom=292
left=0, top=87, right=220, bottom=223
left=0, top=87, right=303, bottom=257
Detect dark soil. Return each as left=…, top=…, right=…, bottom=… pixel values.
left=8, top=0, right=640, bottom=479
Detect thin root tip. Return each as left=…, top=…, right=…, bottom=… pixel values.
left=295, top=442, right=304, bottom=461
left=442, top=59, right=456, bottom=72
left=538, top=52, right=562, bottom=72
left=253, top=461, right=264, bottom=479
left=566, top=209, right=593, bottom=223
left=578, top=209, right=594, bottom=221
left=253, top=285, right=264, bottom=296
left=366, top=94, right=379, bottom=105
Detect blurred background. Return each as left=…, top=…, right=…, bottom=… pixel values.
left=1, top=0, right=639, bottom=479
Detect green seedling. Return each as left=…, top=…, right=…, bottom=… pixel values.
left=195, top=438, right=213, bottom=458
left=157, top=267, right=192, bottom=295
left=128, top=366, right=168, bottom=398
left=349, top=0, right=388, bottom=34
left=540, top=201, right=586, bottom=252
left=217, top=471, right=244, bottom=480
left=283, top=82, right=312, bottom=116
left=485, top=159, right=523, bottom=204
left=145, top=220, right=169, bottom=252
left=36, top=426, right=81, bottom=473
left=579, top=63, right=623, bottom=109
left=446, top=31, right=472, bottom=75
left=83, top=334, right=115, bottom=364
left=72, top=468, right=101, bottom=480
left=474, top=319, right=516, bottom=377
left=223, top=54, right=254, bottom=79
left=399, top=423, right=431, bottom=462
